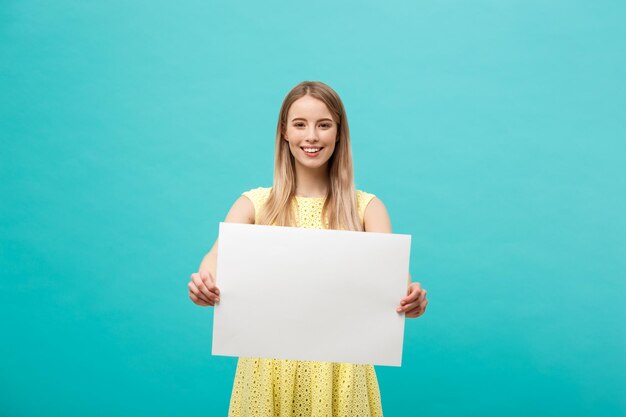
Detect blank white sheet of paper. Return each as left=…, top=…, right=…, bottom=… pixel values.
left=212, top=222, right=411, bottom=366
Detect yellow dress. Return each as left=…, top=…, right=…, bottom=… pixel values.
left=227, top=187, right=384, bottom=417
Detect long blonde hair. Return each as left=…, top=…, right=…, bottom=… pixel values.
left=257, top=81, right=363, bottom=231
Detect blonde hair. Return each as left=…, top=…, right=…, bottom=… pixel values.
left=257, top=81, right=363, bottom=231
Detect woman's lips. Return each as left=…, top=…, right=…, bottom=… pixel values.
left=301, top=147, right=323, bottom=157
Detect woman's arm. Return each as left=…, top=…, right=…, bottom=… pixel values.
left=363, top=197, right=428, bottom=318
left=363, top=198, right=410, bottom=285
left=189, top=195, right=255, bottom=307
left=198, top=195, right=255, bottom=276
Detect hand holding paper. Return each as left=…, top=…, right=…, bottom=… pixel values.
left=398, top=282, right=428, bottom=317
left=189, top=271, right=220, bottom=306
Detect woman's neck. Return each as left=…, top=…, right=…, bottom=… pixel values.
left=293, top=163, right=329, bottom=197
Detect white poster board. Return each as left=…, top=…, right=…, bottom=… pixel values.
left=212, top=222, right=411, bottom=366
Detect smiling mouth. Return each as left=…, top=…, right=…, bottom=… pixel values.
left=301, top=147, right=323, bottom=154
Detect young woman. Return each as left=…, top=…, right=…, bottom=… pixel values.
left=188, top=81, right=429, bottom=416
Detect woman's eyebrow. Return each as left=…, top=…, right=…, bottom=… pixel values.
left=290, top=117, right=334, bottom=122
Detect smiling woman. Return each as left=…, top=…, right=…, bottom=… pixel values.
left=188, top=80, right=428, bottom=417
left=284, top=97, right=339, bottom=175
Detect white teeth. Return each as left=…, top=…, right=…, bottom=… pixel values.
left=303, top=148, right=321, bottom=152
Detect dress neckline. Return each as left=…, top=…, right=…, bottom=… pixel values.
left=294, top=195, right=326, bottom=200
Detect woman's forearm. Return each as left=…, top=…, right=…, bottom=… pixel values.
left=198, top=241, right=218, bottom=278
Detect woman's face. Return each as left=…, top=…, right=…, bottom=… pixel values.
left=284, top=95, right=338, bottom=171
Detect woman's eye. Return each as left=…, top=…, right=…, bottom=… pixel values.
left=294, top=123, right=305, bottom=127
left=320, top=123, right=331, bottom=128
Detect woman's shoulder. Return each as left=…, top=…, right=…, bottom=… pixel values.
left=241, top=186, right=272, bottom=224
left=241, top=186, right=272, bottom=209
left=356, top=189, right=376, bottom=200
left=356, top=189, right=377, bottom=204
left=242, top=186, right=272, bottom=197
left=356, top=189, right=377, bottom=220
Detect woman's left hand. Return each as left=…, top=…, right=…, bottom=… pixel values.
left=396, top=282, right=428, bottom=318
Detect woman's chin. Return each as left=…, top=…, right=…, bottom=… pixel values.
left=294, top=158, right=329, bottom=171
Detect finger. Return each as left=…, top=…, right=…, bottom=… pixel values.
left=204, top=281, right=220, bottom=298
left=206, top=281, right=220, bottom=296
left=406, top=307, right=424, bottom=318
left=406, top=300, right=427, bottom=316
left=189, top=291, right=211, bottom=306
left=188, top=281, right=211, bottom=303
left=401, top=285, right=422, bottom=305
left=399, top=299, right=421, bottom=312
left=409, top=286, right=427, bottom=304
left=406, top=299, right=428, bottom=317
left=191, top=272, right=209, bottom=291
left=188, top=281, right=211, bottom=304
left=192, top=274, right=214, bottom=301
left=192, top=279, right=220, bottom=304
left=201, top=272, right=220, bottom=296
left=403, top=293, right=428, bottom=310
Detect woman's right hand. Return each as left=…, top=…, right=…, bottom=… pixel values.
left=188, top=271, right=220, bottom=307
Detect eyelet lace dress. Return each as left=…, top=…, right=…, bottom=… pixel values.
left=227, top=186, right=383, bottom=417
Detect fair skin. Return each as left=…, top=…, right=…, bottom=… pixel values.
left=188, top=95, right=428, bottom=318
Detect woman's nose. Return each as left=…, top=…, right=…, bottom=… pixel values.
left=306, top=127, right=319, bottom=141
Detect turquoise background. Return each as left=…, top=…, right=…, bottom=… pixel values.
left=1, top=1, right=624, bottom=416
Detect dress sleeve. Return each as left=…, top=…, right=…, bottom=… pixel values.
left=242, top=187, right=271, bottom=224
left=356, top=190, right=377, bottom=224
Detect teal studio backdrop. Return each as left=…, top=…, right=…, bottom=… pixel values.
left=1, top=1, right=624, bottom=416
